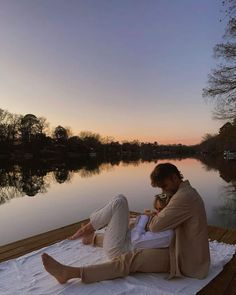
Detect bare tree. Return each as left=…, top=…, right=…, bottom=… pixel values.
left=0, top=109, right=22, bottom=143
left=203, top=0, right=236, bottom=121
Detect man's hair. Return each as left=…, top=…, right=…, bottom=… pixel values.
left=150, top=163, right=183, bottom=186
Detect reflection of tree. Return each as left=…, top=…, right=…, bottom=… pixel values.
left=0, top=165, right=50, bottom=202
left=21, top=173, right=47, bottom=196
left=122, top=160, right=141, bottom=167
left=213, top=181, right=236, bottom=229
left=0, top=165, right=50, bottom=200
left=199, top=155, right=236, bottom=182
left=0, top=155, right=187, bottom=205
left=99, top=163, right=115, bottom=173
left=53, top=168, right=72, bottom=184
left=199, top=156, right=236, bottom=228
left=78, top=167, right=101, bottom=178
left=0, top=186, right=23, bottom=205
left=223, top=181, right=236, bottom=211
left=77, top=162, right=115, bottom=178
left=0, top=166, right=23, bottom=203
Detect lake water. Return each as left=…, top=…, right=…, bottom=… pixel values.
left=0, top=157, right=236, bottom=246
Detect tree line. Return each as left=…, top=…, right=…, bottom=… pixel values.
left=0, top=108, right=194, bottom=160
left=197, top=119, right=236, bottom=155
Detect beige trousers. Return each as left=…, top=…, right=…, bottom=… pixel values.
left=80, top=247, right=170, bottom=283
left=81, top=195, right=170, bottom=283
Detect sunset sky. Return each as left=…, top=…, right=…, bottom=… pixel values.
left=0, top=0, right=226, bottom=145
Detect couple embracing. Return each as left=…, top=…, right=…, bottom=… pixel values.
left=42, top=163, right=210, bottom=284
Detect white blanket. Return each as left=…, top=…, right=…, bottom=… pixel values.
left=0, top=234, right=235, bottom=295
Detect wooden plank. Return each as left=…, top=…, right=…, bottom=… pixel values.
left=198, top=227, right=236, bottom=295
left=0, top=221, right=84, bottom=254
left=225, top=273, right=236, bottom=295
left=198, top=255, right=236, bottom=294
left=208, top=225, right=228, bottom=242
left=220, top=229, right=236, bottom=244
left=0, top=220, right=88, bottom=262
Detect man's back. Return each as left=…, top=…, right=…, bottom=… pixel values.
left=149, top=180, right=210, bottom=279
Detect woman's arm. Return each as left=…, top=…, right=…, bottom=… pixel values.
left=131, top=228, right=174, bottom=249
left=131, top=215, right=174, bottom=249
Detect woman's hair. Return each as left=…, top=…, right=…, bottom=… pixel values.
left=153, top=192, right=172, bottom=210
left=150, top=163, right=183, bottom=186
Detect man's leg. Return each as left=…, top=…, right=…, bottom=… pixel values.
left=80, top=248, right=170, bottom=283
left=41, top=248, right=170, bottom=284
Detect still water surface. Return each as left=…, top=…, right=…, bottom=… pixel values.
left=0, top=157, right=235, bottom=246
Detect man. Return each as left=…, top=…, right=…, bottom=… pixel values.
left=42, top=163, right=210, bottom=284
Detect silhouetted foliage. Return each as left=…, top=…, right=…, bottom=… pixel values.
left=203, top=0, right=236, bottom=121
left=20, top=114, right=44, bottom=143
left=53, top=125, right=70, bottom=143
left=0, top=154, right=196, bottom=205
left=0, top=108, right=195, bottom=160
left=199, top=119, right=236, bottom=154
left=199, top=153, right=236, bottom=228
left=53, top=168, right=71, bottom=183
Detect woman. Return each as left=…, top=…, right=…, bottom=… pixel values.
left=68, top=192, right=174, bottom=258
left=130, top=193, right=174, bottom=249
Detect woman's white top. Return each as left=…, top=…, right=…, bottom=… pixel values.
left=131, top=215, right=174, bottom=249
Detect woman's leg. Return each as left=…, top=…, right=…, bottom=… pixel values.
left=89, top=194, right=130, bottom=258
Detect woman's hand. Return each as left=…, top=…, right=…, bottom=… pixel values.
left=130, top=213, right=140, bottom=218
left=143, top=209, right=157, bottom=217
left=68, top=222, right=95, bottom=240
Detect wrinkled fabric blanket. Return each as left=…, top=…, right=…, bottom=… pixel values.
left=0, top=234, right=235, bottom=295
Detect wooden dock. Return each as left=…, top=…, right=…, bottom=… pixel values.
left=0, top=216, right=235, bottom=295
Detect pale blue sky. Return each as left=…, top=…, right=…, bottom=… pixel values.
left=0, top=0, right=226, bottom=144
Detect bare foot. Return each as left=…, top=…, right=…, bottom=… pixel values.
left=68, top=223, right=95, bottom=240
left=82, top=232, right=94, bottom=245
left=41, top=253, right=69, bottom=284
left=68, top=223, right=86, bottom=240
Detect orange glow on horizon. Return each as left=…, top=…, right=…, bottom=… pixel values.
left=110, top=135, right=201, bottom=146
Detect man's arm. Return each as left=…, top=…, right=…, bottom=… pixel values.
left=148, top=195, right=192, bottom=233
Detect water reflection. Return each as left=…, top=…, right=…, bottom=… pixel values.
left=199, top=156, right=236, bottom=228
left=53, top=168, right=72, bottom=184
left=0, top=157, right=156, bottom=203
left=0, top=165, right=50, bottom=203
left=211, top=182, right=236, bottom=229
left=0, top=186, right=23, bottom=205
left=0, top=156, right=236, bottom=230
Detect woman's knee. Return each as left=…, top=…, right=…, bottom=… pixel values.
left=112, top=194, right=128, bottom=208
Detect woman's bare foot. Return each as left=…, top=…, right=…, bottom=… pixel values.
left=41, top=253, right=69, bottom=284
left=82, top=232, right=94, bottom=245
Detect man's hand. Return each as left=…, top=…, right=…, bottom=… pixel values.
left=68, top=222, right=95, bottom=240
